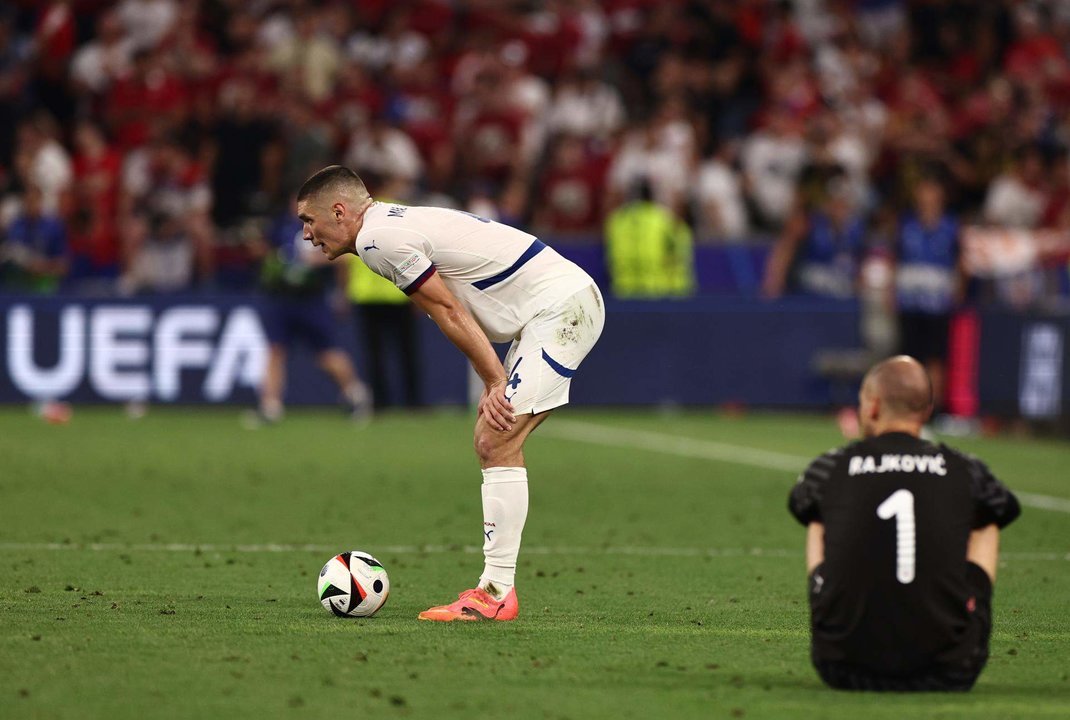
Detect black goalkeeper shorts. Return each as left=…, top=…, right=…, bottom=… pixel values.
left=813, top=562, right=993, bottom=692
left=898, top=311, right=951, bottom=363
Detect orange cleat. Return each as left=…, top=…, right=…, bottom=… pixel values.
left=418, top=587, right=519, bottom=622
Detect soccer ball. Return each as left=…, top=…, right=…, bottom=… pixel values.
left=318, top=551, right=390, bottom=617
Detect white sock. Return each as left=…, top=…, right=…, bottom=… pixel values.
left=260, top=398, right=283, bottom=421
left=478, top=466, right=528, bottom=599
left=344, top=381, right=370, bottom=406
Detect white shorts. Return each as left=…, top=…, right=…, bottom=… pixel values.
left=502, top=283, right=605, bottom=415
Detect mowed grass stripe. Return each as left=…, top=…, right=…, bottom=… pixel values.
left=542, top=419, right=1070, bottom=514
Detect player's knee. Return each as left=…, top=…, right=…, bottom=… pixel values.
left=473, top=424, right=516, bottom=464
left=473, top=429, right=499, bottom=464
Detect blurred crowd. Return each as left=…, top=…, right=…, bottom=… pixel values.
left=1, top=0, right=1070, bottom=300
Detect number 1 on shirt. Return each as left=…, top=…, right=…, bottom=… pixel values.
left=877, top=489, right=916, bottom=584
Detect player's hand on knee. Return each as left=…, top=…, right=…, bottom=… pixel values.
left=479, top=379, right=516, bottom=431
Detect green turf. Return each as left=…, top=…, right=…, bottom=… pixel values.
left=0, top=407, right=1068, bottom=719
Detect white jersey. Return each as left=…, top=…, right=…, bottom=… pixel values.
left=354, top=202, right=595, bottom=342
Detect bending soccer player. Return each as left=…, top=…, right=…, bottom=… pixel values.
left=789, top=356, right=1020, bottom=691
left=296, top=166, right=605, bottom=621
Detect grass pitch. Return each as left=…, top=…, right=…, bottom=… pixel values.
left=0, top=407, right=1068, bottom=719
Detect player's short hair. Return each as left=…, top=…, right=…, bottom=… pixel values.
left=863, top=356, right=933, bottom=417
left=297, top=165, right=368, bottom=204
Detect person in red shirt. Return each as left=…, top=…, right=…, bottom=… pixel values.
left=70, top=120, right=123, bottom=279
left=533, top=134, right=607, bottom=235
left=1004, top=5, right=1068, bottom=84
left=455, top=67, right=526, bottom=189
left=106, top=47, right=188, bottom=150
left=389, top=56, right=455, bottom=191
left=72, top=120, right=122, bottom=217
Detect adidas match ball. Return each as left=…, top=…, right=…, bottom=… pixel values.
left=318, top=551, right=390, bottom=617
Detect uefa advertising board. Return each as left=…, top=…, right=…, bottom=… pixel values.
left=0, top=296, right=267, bottom=404
left=0, top=294, right=1067, bottom=415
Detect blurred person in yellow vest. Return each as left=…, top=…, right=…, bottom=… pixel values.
left=604, top=179, right=695, bottom=298
left=345, top=215, right=423, bottom=409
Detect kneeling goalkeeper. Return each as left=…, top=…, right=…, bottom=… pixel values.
left=789, top=356, right=1020, bottom=691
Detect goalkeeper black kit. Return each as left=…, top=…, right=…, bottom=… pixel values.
left=789, top=431, right=1020, bottom=691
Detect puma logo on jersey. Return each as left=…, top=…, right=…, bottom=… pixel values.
left=363, top=239, right=379, bottom=251
left=848, top=453, right=947, bottom=477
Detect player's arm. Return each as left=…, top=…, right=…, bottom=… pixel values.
left=761, top=207, right=807, bottom=299
left=789, top=449, right=841, bottom=573
left=407, top=271, right=516, bottom=431
left=967, top=523, right=999, bottom=582
left=960, top=450, right=1020, bottom=582
left=806, top=522, right=824, bottom=573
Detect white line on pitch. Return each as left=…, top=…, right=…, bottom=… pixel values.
left=542, top=420, right=808, bottom=472
left=1016, top=492, right=1070, bottom=513
left=0, top=542, right=1064, bottom=561
left=541, top=420, right=1070, bottom=515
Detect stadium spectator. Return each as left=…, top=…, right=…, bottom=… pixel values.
left=1003, top=3, right=1068, bottom=85
left=983, top=144, right=1050, bottom=230
left=330, top=59, right=385, bottom=135
left=0, top=0, right=1067, bottom=307
left=789, top=356, right=1020, bottom=691
left=207, top=78, right=278, bottom=230
left=498, top=40, right=551, bottom=130
left=120, top=134, right=213, bottom=281
left=855, top=0, right=907, bottom=51
left=67, top=206, right=121, bottom=291
left=117, top=209, right=193, bottom=295
left=70, top=120, right=123, bottom=284
left=0, top=184, right=68, bottom=293
left=279, top=102, right=335, bottom=205
left=454, top=66, right=528, bottom=193
left=762, top=176, right=867, bottom=300
left=30, top=1, right=77, bottom=126
left=70, top=9, right=133, bottom=97
left=807, top=109, right=873, bottom=213
left=0, top=12, right=30, bottom=174
left=691, top=138, right=749, bottom=241
left=607, top=100, right=695, bottom=215
left=116, top=0, right=177, bottom=52
left=267, top=10, right=342, bottom=104
left=532, top=133, right=606, bottom=236
left=605, top=180, right=695, bottom=298
left=344, top=114, right=423, bottom=191
left=386, top=54, right=455, bottom=193
left=982, top=145, right=1053, bottom=309
left=893, top=173, right=962, bottom=413
left=72, top=120, right=121, bottom=223
left=166, top=2, right=220, bottom=92
left=465, top=176, right=528, bottom=229
left=105, top=47, right=188, bottom=151
left=13, top=112, right=71, bottom=216
left=347, top=4, right=429, bottom=76
left=544, top=65, right=626, bottom=144
left=741, top=106, right=808, bottom=231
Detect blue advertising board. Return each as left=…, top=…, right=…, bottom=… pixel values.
left=978, top=310, right=1070, bottom=419
left=0, top=293, right=863, bottom=409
